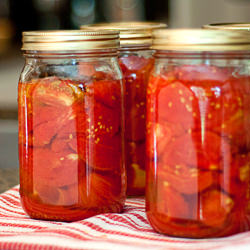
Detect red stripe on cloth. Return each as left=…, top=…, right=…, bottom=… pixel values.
left=0, top=195, right=21, bottom=206
left=129, top=211, right=150, bottom=225
left=93, top=215, right=151, bottom=233
left=113, top=213, right=150, bottom=230
left=0, top=221, right=47, bottom=230
left=0, top=205, right=26, bottom=216
left=31, top=228, right=91, bottom=241
left=3, top=191, right=20, bottom=199
left=0, top=197, right=23, bottom=211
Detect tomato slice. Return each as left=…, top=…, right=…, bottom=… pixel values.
left=33, top=105, right=67, bottom=127
left=190, top=77, right=250, bottom=150
left=30, top=78, right=84, bottom=146
left=125, top=97, right=146, bottom=141
left=65, top=132, right=121, bottom=171
left=51, top=137, right=71, bottom=153
left=158, top=163, right=213, bottom=194
left=219, top=80, right=250, bottom=149
left=147, top=121, right=186, bottom=160
left=33, top=148, right=79, bottom=187
left=199, top=189, right=234, bottom=228
left=56, top=97, right=119, bottom=135
left=34, top=182, right=79, bottom=206
left=213, top=153, right=250, bottom=200
left=32, top=77, right=80, bottom=108
left=32, top=121, right=59, bottom=146
left=157, top=80, right=200, bottom=129
left=88, top=100, right=121, bottom=138
left=162, top=131, right=231, bottom=170
left=156, top=185, right=190, bottom=219
left=55, top=103, right=88, bottom=137
left=233, top=154, right=250, bottom=183
left=86, top=80, right=122, bottom=108
left=32, top=107, right=74, bottom=147
left=83, top=137, right=122, bottom=171
left=53, top=100, right=121, bottom=171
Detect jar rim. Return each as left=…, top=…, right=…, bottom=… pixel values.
left=152, top=29, right=250, bottom=51
left=22, top=30, right=120, bottom=51
left=81, top=22, right=167, bottom=47
left=203, top=23, right=250, bottom=31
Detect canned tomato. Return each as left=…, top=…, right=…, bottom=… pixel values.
left=146, top=29, right=250, bottom=238
left=18, top=30, right=126, bottom=221
left=81, top=22, right=167, bottom=196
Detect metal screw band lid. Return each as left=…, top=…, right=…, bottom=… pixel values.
left=22, top=30, right=120, bottom=51
left=81, top=22, right=167, bottom=47
left=152, top=29, right=250, bottom=51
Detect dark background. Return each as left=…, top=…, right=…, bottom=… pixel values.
left=9, top=0, right=168, bottom=43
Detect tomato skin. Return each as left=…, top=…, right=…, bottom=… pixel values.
left=157, top=163, right=214, bottom=195
left=146, top=64, right=250, bottom=238
left=119, top=54, right=154, bottom=196
left=157, top=80, right=200, bottom=128
left=33, top=182, right=79, bottom=206
left=18, top=76, right=125, bottom=221
left=161, top=131, right=232, bottom=171
left=198, top=189, right=234, bottom=227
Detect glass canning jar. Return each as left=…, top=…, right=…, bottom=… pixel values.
left=146, top=29, right=250, bottom=238
left=18, top=30, right=126, bottom=221
left=81, top=22, right=167, bottom=196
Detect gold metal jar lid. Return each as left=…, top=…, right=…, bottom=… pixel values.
left=152, top=29, right=250, bottom=51
left=203, top=23, right=250, bottom=31
left=81, top=22, right=167, bottom=47
left=22, top=30, right=120, bottom=51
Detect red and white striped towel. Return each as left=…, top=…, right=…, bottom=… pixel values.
left=0, top=186, right=249, bottom=250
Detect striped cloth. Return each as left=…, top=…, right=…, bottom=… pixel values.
left=0, top=186, right=249, bottom=250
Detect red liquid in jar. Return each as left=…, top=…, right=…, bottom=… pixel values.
left=19, top=74, right=125, bottom=221
left=146, top=64, right=250, bottom=237
left=119, top=54, right=154, bottom=196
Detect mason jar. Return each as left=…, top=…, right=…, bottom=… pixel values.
left=81, top=22, right=167, bottom=196
left=18, top=30, right=126, bottom=221
left=146, top=29, right=250, bottom=238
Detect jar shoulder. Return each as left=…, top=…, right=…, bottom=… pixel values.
left=20, top=57, right=122, bottom=82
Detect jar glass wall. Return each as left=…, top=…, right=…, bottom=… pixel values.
left=119, top=48, right=154, bottom=196
left=146, top=29, right=250, bottom=238
left=18, top=30, right=126, bottom=221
